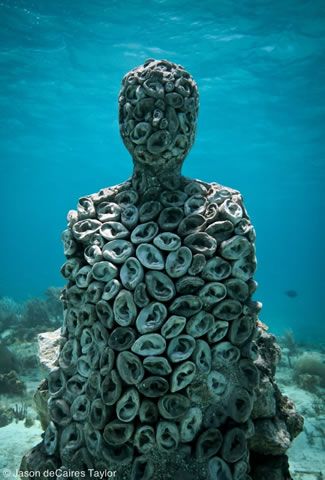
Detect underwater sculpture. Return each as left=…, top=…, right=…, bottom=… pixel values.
left=22, top=59, right=303, bottom=479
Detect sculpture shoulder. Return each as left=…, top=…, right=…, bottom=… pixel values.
left=62, top=175, right=253, bottom=248
left=182, top=176, right=246, bottom=208
left=64, top=179, right=134, bottom=229
left=65, top=176, right=246, bottom=227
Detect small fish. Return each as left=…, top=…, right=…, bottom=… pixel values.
left=285, top=290, right=298, bottom=298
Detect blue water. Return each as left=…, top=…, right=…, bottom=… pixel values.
left=0, top=0, right=324, bottom=341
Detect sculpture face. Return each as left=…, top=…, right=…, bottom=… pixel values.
left=118, top=59, right=199, bottom=171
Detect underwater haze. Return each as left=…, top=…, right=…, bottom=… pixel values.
left=0, top=0, right=324, bottom=342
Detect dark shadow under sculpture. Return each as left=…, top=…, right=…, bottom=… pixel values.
left=21, top=59, right=303, bottom=480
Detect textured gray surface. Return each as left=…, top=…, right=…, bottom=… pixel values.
left=21, top=60, right=302, bottom=480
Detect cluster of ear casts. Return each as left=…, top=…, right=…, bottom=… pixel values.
left=21, top=60, right=302, bottom=480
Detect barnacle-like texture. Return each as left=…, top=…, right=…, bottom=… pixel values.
left=195, top=428, right=223, bottom=460
left=158, top=393, right=190, bottom=420
left=208, top=457, right=233, bottom=480
left=27, top=177, right=262, bottom=478
left=22, top=59, right=301, bottom=480
left=119, top=59, right=199, bottom=175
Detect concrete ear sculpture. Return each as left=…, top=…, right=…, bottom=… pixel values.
left=21, top=59, right=303, bottom=480
left=119, top=59, right=198, bottom=171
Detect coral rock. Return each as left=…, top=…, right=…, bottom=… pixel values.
left=249, top=417, right=291, bottom=455
left=0, top=370, right=26, bottom=395
left=38, top=328, right=62, bottom=373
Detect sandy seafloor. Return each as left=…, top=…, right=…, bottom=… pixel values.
left=275, top=357, right=325, bottom=480
left=0, top=349, right=324, bottom=480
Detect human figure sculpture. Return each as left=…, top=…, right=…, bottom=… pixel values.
left=22, top=59, right=302, bottom=480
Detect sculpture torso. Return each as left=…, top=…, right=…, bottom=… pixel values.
left=56, top=174, right=260, bottom=479
left=21, top=58, right=303, bottom=480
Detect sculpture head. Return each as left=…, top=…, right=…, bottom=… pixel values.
left=118, top=59, right=199, bottom=174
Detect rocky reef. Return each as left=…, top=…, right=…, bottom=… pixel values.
left=21, top=59, right=303, bottom=479
left=0, top=288, right=62, bottom=344
left=0, top=370, right=26, bottom=395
